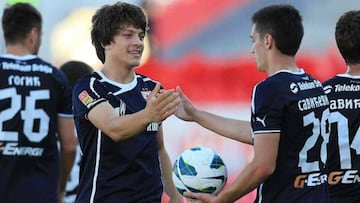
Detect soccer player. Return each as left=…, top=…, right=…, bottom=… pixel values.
left=72, top=2, right=182, bottom=203
left=0, top=3, right=77, bottom=203
left=323, top=10, right=360, bottom=203
left=59, top=61, right=93, bottom=203
left=175, top=4, right=330, bottom=203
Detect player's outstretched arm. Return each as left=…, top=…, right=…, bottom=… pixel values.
left=183, top=133, right=279, bottom=203
left=175, top=86, right=253, bottom=144
left=88, top=83, right=180, bottom=141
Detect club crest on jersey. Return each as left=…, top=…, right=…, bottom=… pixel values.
left=141, top=90, right=151, bottom=99
left=78, top=90, right=94, bottom=106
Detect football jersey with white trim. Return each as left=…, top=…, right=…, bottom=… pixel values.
left=323, top=74, right=360, bottom=203
left=251, top=69, right=330, bottom=203
left=73, top=71, right=163, bottom=203
left=0, top=54, right=72, bottom=203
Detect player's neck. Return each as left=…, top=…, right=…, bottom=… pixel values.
left=267, top=55, right=298, bottom=76
left=5, top=44, right=33, bottom=56
left=101, top=64, right=135, bottom=84
left=346, top=64, right=360, bottom=76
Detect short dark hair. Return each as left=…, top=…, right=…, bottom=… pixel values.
left=60, top=61, right=93, bottom=88
left=2, top=3, right=42, bottom=45
left=335, top=10, right=360, bottom=65
left=91, top=1, right=148, bottom=63
left=251, top=4, right=303, bottom=56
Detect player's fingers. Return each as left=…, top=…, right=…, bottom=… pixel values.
left=176, top=86, right=186, bottom=98
left=176, top=86, right=191, bottom=103
left=183, top=192, right=201, bottom=200
left=149, top=83, right=161, bottom=100
left=157, top=88, right=175, bottom=101
left=158, top=90, right=179, bottom=108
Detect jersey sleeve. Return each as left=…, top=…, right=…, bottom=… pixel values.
left=72, top=76, right=108, bottom=119
left=251, top=81, right=283, bottom=135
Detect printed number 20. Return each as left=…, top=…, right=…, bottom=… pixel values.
left=0, top=87, right=50, bottom=143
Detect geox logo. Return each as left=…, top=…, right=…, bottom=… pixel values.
left=141, top=88, right=151, bottom=100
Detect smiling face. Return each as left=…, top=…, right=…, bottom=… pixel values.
left=250, top=24, right=268, bottom=72
left=104, top=25, right=145, bottom=69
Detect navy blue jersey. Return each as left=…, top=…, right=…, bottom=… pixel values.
left=323, top=74, right=360, bottom=203
left=251, top=69, right=330, bottom=203
left=73, top=71, right=163, bottom=203
left=0, top=54, right=73, bottom=203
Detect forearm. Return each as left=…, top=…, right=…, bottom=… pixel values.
left=159, top=147, right=183, bottom=202
left=58, top=149, right=76, bottom=196
left=217, top=162, right=270, bottom=202
left=218, top=134, right=278, bottom=202
left=89, top=88, right=178, bottom=142
left=105, top=109, right=155, bottom=141
left=89, top=102, right=157, bottom=142
left=193, top=109, right=253, bottom=144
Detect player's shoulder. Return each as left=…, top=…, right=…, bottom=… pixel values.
left=323, top=74, right=360, bottom=85
left=322, top=75, right=341, bottom=86
left=135, top=73, right=160, bottom=89
left=135, top=73, right=157, bottom=83
left=73, top=72, right=98, bottom=89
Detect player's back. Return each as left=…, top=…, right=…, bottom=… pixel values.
left=0, top=54, right=72, bottom=203
left=323, top=74, right=360, bottom=203
left=251, top=70, right=330, bottom=203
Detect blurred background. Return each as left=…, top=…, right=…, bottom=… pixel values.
left=1, top=0, right=358, bottom=202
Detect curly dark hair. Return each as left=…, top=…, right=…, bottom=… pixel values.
left=91, top=1, right=148, bottom=63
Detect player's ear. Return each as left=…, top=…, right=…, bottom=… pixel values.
left=102, top=42, right=111, bottom=50
left=263, top=34, right=273, bottom=49
left=28, top=27, right=38, bottom=45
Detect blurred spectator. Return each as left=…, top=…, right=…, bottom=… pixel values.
left=60, top=60, right=93, bottom=203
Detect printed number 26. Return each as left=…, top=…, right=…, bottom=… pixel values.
left=0, top=87, right=50, bottom=143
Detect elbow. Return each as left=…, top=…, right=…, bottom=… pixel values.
left=61, top=142, right=77, bottom=154
left=255, top=162, right=276, bottom=180
left=105, top=127, right=130, bottom=142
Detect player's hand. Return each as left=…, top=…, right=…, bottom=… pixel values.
left=168, top=194, right=184, bottom=203
left=183, top=191, right=218, bottom=203
left=145, top=83, right=180, bottom=122
left=174, top=86, right=197, bottom=121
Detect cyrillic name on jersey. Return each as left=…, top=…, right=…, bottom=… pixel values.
left=329, top=99, right=360, bottom=110
left=8, top=75, right=41, bottom=87
left=298, top=95, right=330, bottom=111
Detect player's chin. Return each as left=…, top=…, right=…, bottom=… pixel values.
left=129, top=59, right=141, bottom=67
